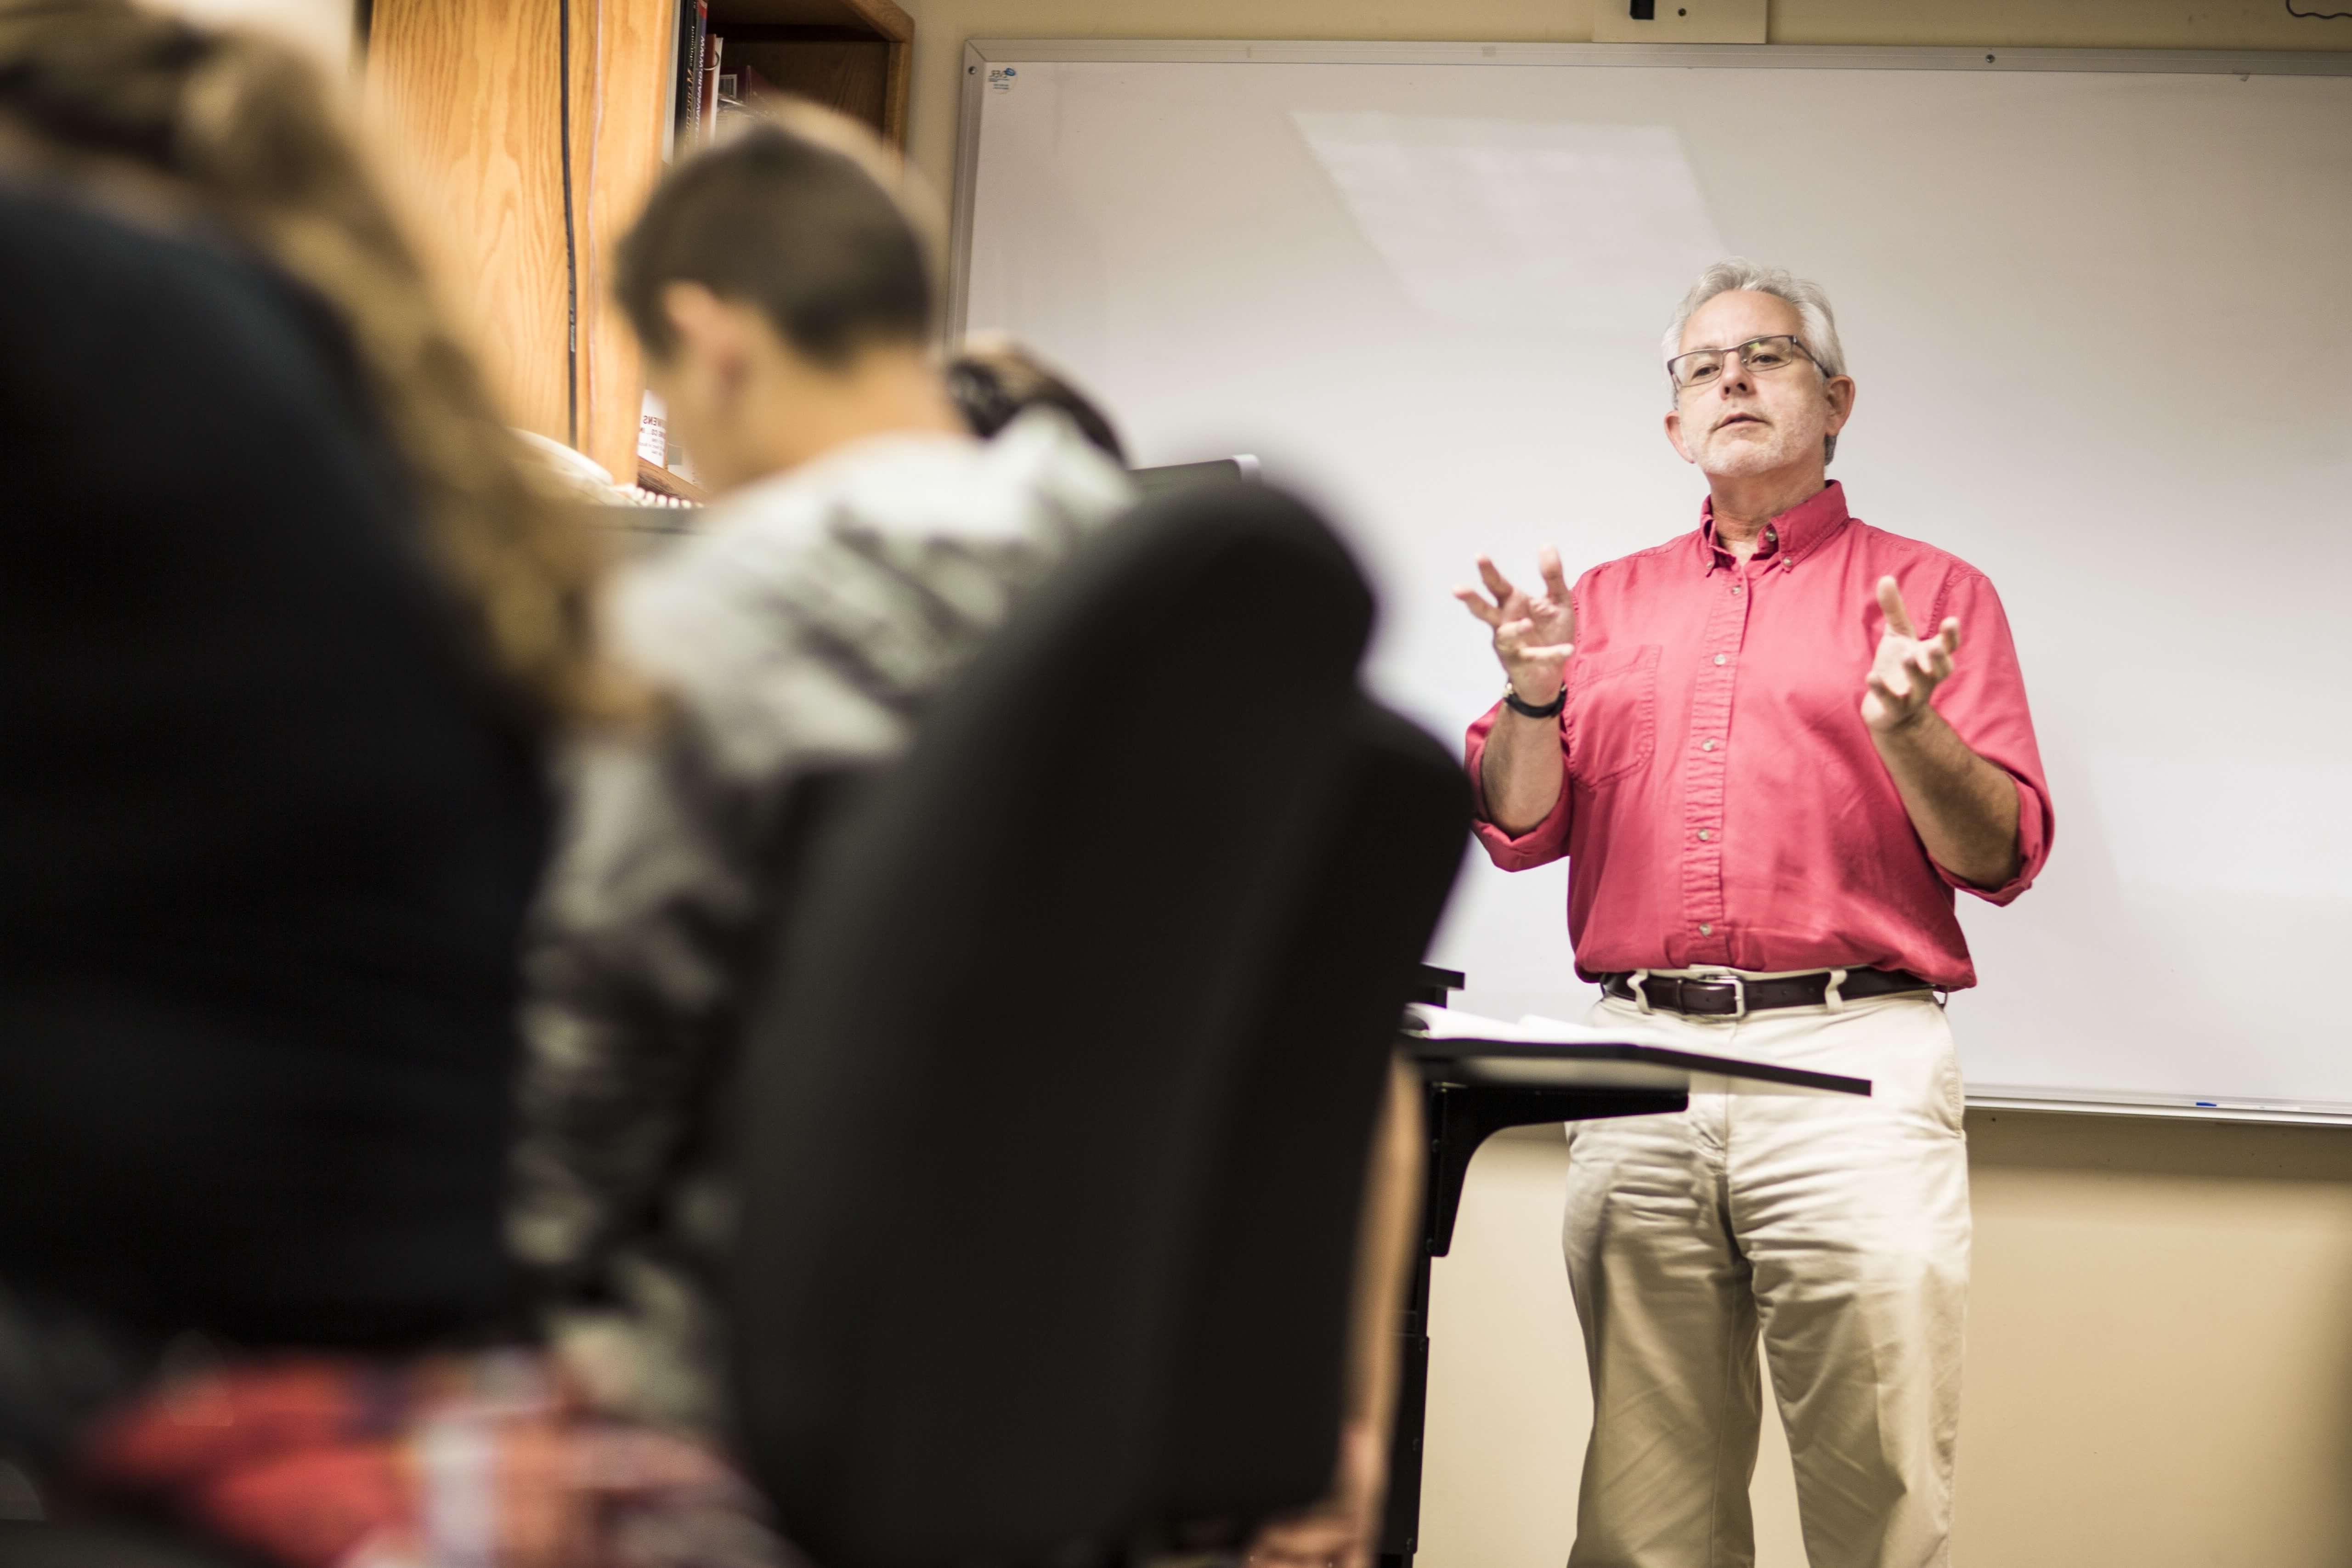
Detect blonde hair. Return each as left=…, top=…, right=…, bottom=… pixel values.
left=0, top=0, right=619, bottom=723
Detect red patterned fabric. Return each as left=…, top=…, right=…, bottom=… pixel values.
left=76, top=1352, right=791, bottom=1568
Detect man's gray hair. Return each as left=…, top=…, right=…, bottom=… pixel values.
left=1663, top=259, right=1849, bottom=463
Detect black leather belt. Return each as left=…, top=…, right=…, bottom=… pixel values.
left=1600, top=967, right=1932, bottom=1019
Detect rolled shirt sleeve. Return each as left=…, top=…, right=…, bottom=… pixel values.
left=1919, top=570, right=2055, bottom=906
left=1464, top=698, right=1573, bottom=870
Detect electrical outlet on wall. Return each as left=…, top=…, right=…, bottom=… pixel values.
left=1593, top=0, right=1766, bottom=45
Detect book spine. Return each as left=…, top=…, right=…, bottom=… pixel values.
left=677, top=0, right=707, bottom=151
left=637, top=390, right=668, bottom=467
left=672, top=0, right=692, bottom=150
left=701, top=31, right=722, bottom=143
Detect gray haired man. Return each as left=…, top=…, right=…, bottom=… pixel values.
left=1453, top=262, right=2055, bottom=1566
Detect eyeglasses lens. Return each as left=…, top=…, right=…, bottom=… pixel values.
left=1670, top=336, right=1802, bottom=390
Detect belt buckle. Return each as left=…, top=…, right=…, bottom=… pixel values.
left=1721, top=973, right=1747, bottom=1022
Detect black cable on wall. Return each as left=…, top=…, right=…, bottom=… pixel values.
left=558, top=0, right=581, bottom=449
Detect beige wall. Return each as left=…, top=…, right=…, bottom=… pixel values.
left=1430, top=1119, right=2352, bottom=1566
left=893, top=1, right=2352, bottom=1561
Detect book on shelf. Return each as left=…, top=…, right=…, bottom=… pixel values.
left=673, top=0, right=707, bottom=156
left=637, top=390, right=700, bottom=488
left=700, top=29, right=722, bottom=145
left=638, top=390, right=668, bottom=468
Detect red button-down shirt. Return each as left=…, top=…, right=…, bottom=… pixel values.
left=1465, top=482, right=2052, bottom=990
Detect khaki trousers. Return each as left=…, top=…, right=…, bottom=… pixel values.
left=1561, top=982, right=1970, bottom=1568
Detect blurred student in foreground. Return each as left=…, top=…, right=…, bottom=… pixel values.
left=506, top=108, right=1136, bottom=1430
left=0, top=5, right=788, bottom=1563
left=510, top=108, right=1420, bottom=1568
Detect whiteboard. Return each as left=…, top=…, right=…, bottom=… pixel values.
left=952, top=42, right=2352, bottom=1123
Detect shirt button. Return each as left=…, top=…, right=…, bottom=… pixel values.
left=1713, top=653, right=1728, bottom=666
left=1730, top=585, right=1744, bottom=596
left=1699, top=923, right=1713, bottom=936
left=1701, top=738, right=1718, bottom=752
left=1764, top=528, right=1777, bottom=543
left=1696, top=829, right=1713, bottom=842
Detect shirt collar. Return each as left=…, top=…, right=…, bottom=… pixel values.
left=1697, top=480, right=1852, bottom=572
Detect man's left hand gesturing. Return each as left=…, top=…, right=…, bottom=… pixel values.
left=1861, top=576, right=1961, bottom=734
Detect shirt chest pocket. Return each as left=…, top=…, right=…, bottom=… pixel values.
left=1565, top=644, right=1661, bottom=786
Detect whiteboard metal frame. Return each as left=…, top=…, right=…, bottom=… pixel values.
left=952, top=39, right=2352, bottom=335
left=1968, top=1089, right=2352, bottom=1127
left=948, top=39, right=2352, bottom=1126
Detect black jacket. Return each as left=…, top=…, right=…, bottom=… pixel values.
left=0, top=187, right=550, bottom=1347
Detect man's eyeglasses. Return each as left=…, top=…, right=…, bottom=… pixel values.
left=1666, top=334, right=1816, bottom=393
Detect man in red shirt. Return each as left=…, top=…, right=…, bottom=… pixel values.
left=1457, top=260, right=2052, bottom=1568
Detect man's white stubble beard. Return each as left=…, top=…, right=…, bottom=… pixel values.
left=1698, top=423, right=1814, bottom=481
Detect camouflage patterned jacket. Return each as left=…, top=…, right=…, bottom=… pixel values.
left=508, top=413, right=1134, bottom=1427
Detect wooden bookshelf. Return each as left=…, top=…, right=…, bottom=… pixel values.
left=365, top=0, right=910, bottom=490
left=635, top=457, right=711, bottom=505
left=707, top=0, right=912, bottom=143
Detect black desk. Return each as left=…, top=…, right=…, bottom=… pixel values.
left=1376, top=968, right=1870, bottom=1567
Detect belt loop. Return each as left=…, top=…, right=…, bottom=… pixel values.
left=1824, top=967, right=1848, bottom=1013
left=1629, top=970, right=1653, bottom=1015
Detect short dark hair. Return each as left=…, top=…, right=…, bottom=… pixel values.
left=945, top=338, right=1127, bottom=464
left=616, top=119, right=931, bottom=366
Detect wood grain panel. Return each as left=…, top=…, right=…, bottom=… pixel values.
left=369, top=0, right=674, bottom=478
left=572, top=0, right=677, bottom=482
left=369, top=0, right=908, bottom=477
left=882, top=35, right=909, bottom=145
left=843, top=0, right=912, bottom=42
left=368, top=0, right=571, bottom=442
left=712, top=0, right=910, bottom=34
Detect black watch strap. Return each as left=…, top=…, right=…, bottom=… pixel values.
left=1502, top=685, right=1566, bottom=719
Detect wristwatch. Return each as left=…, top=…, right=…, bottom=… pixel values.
left=1503, top=684, right=1566, bottom=719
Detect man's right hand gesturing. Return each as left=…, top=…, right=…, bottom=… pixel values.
left=1455, top=548, right=1577, bottom=706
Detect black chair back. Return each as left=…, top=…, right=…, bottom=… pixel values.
left=729, top=486, right=1376, bottom=1568
left=1148, top=700, right=1470, bottom=1527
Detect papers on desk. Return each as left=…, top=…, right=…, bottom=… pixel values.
left=1402, top=1002, right=1667, bottom=1047
left=1401, top=1003, right=1868, bottom=1098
